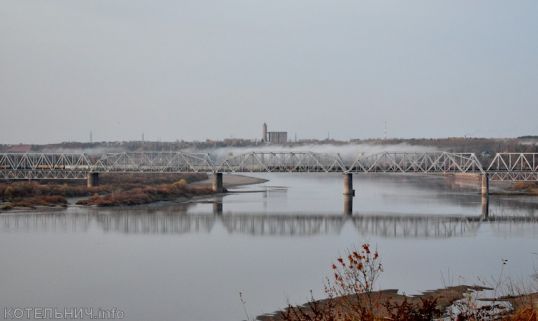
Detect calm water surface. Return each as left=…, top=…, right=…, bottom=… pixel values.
left=0, top=174, right=537, bottom=321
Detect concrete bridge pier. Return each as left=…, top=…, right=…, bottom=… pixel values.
left=481, top=195, right=489, bottom=218
left=344, top=195, right=353, bottom=215
left=212, top=200, right=223, bottom=215
left=343, top=173, right=355, bottom=196
left=481, top=173, right=489, bottom=196
left=212, top=172, right=224, bottom=193
left=87, top=172, right=99, bottom=188
left=343, top=173, right=355, bottom=215
left=480, top=174, right=489, bottom=218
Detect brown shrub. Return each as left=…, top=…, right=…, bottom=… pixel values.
left=75, top=181, right=213, bottom=207
left=384, top=297, right=440, bottom=321
left=5, top=195, right=68, bottom=209
left=1, top=173, right=212, bottom=209
left=282, top=245, right=444, bottom=321
left=502, top=306, right=536, bottom=321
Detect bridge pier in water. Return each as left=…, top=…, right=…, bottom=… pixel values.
left=480, top=174, right=489, bottom=218
left=481, top=195, right=489, bottom=218
left=87, top=172, right=99, bottom=188
left=481, top=173, right=489, bottom=196
left=212, top=172, right=224, bottom=193
left=212, top=199, right=223, bottom=215
left=343, top=173, right=355, bottom=196
left=344, top=195, right=353, bottom=215
left=343, top=173, right=355, bottom=215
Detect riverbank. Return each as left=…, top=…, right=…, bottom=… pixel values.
left=258, top=242, right=537, bottom=321
left=190, top=174, right=268, bottom=189
left=446, top=174, right=538, bottom=196
left=0, top=173, right=210, bottom=210
left=0, top=173, right=269, bottom=210
left=258, top=286, right=538, bottom=321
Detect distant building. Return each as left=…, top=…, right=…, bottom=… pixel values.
left=267, top=132, right=288, bottom=144
left=262, top=123, right=288, bottom=144
left=262, top=123, right=268, bottom=142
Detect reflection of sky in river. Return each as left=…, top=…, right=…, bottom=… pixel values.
left=0, top=174, right=537, bottom=321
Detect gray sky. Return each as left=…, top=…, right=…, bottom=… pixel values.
left=1, top=0, right=537, bottom=144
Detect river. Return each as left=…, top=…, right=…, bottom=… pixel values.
left=0, top=174, right=537, bottom=321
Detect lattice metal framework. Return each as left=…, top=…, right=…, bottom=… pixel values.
left=1, top=151, right=538, bottom=181
left=347, top=152, right=483, bottom=174
left=487, top=153, right=538, bottom=181
left=216, top=152, right=346, bottom=173
left=92, top=152, right=215, bottom=173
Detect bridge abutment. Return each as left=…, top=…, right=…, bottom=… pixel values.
left=87, top=172, right=99, bottom=188
left=212, top=172, right=224, bottom=193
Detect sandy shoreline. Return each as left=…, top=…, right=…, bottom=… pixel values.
left=258, top=286, right=538, bottom=321
left=189, top=174, right=268, bottom=189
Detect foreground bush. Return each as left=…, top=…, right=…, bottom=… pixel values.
left=281, top=244, right=443, bottom=321
left=279, top=244, right=537, bottom=321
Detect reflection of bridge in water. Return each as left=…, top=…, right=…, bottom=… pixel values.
left=2, top=211, right=537, bottom=239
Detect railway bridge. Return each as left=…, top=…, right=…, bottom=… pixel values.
left=1, top=151, right=537, bottom=215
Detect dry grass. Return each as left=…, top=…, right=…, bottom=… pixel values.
left=263, top=245, right=538, bottom=321
left=1, top=195, right=68, bottom=210
left=501, top=293, right=538, bottom=321
left=502, top=307, right=536, bottom=321
left=511, top=182, right=538, bottom=195
left=0, top=173, right=210, bottom=209
left=275, top=244, right=447, bottom=321
left=76, top=180, right=213, bottom=207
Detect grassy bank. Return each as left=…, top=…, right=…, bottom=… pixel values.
left=0, top=173, right=210, bottom=210
left=511, top=182, right=538, bottom=195
left=76, top=180, right=212, bottom=207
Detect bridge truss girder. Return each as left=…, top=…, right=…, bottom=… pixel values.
left=1, top=152, right=538, bottom=181
left=347, top=152, right=483, bottom=174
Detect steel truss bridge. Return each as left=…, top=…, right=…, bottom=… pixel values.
left=0, top=152, right=537, bottom=181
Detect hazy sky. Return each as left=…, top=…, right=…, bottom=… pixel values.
left=1, top=0, right=537, bottom=144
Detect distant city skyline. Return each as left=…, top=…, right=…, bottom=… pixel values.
left=1, top=0, right=537, bottom=144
